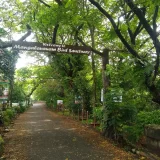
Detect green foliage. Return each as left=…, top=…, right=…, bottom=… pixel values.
left=0, top=135, right=4, bottom=145
left=1, top=105, right=27, bottom=126
left=0, top=135, right=4, bottom=157
left=103, top=59, right=160, bottom=143
left=2, top=114, right=10, bottom=126
left=14, top=105, right=27, bottom=114
left=5, top=108, right=16, bottom=119
left=63, top=92, right=82, bottom=114
left=14, top=106, right=21, bottom=113
left=1, top=107, right=18, bottom=126
left=19, top=105, right=26, bottom=113
left=70, top=103, right=82, bottom=114
left=137, top=110, right=160, bottom=126
left=11, top=83, right=25, bottom=103
left=122, top=125, right=142, bottom=143
left=2, top=109, right=15, bottom=126
left=1, top=0, right=160, bottom=148
left=122, top=110, right=160, bottom=143
left=103, top=90, right=137, bottom=140
left=92, top=107, right=103, bottom=121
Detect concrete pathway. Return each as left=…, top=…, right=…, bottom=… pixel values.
left=3, top=102, right=136, bottom=160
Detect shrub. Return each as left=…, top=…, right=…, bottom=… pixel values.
left=46, top=102, right=52, bottom=108
left=2, top=112, right=10, bottom=126
left=122, top=125, right=143, bottom=143
left=70, top=103, right=82, bottom=114
left=2, top=108, right=18, bottom=126
left=19, top=105, right=26, bottom=113
left=122, top=110, right=160, bottom=143
left=137, top=110, right=160, bottom=125
left=2, top=108, right=17, bottom=126
left=103, top=96, right=137, bottom=140
left=14, top=106, right=21, bottom=113
left=14, top=105, right=27, bottom=113
left=0, top=135, right=4, bottom=156
left=92, top=107, right=103, bottom=121
left=5, top=108, right=16, bottom=119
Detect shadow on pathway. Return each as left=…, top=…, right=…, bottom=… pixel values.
left=3, top=102, right=137, bottom=160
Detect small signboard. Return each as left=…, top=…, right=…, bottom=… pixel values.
left=0, top=96, right=8, bottom=100
left=101, top=88, right=104, bottom=102
left=75, top=96, right=82, bottom=104
left=111, top=89, right=122, bottom=103
left=57, top=100, right=63, bottom=105
left=12, top=41, right=92, bottom=55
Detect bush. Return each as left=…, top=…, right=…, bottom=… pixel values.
left=5, top=108, right=16, bottom=119
left=19, top=105, right=26, bottom=113
left=2, top=113, right=10, bottom=126
left=70, top=103, right=82, bottom=114
left=1, top=105, right=28, bottom=126
left=2, top=108, right=16, bottom=126
left=2, top=114, right=10, bottom=126
left=137, top=110, right=160, bottom=125
left=92, top=107, right=103, bottom=121
left=0, top=135, right=4, bottom=156
left=14, top=106, right=21, bottom=113
left=122, top=125, right=142, bottom=143
left=14, top=105, right=27, bottom=113
left=103, top=96, right=137, bottom=140
left=122, top=110, right=160, bottom=143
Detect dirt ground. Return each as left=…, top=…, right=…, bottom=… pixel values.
left=2, top=102, right=140, bottom=160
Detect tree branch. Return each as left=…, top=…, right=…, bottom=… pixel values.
left=126, top=1, right=160, bottom=82
left=153, top=6, right=160, bottom=81
left=38, top=0, right=62, bottom=44
left=51, top=0, right=62, bottom=44
left=77, top=36, right=126, bottom=56
left=77, top=37, right=103, bottom=56
left=125, top=0, right=160, bottom=48
left=52, top=24, right=59, bottom=44
left=55, top=0, right=62, bottom=6
left=18, top=25, right=32, bottom=41
left=134, top=22, right=143, bottom=37
left=38, top=0, right=51, bottom=8
left=153, top=6, right=159, bottom=33
left=1, top=25, right=32, bottom=48
left=152, top=6, right=159, bottom=82
left=141, top=30, right=160, bottom=48
left=127, top=27, right=134, bottom=44
left=89, top=0, right=142, bottom=60
left=74, top=23, right=84, bottom=45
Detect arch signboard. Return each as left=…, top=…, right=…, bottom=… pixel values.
left=12, top=41, right=92, bottom=55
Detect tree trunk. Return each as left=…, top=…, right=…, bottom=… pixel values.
left=102, top=49, right=110, bottom=95
left=148, top=84, right=160, bottom=104
left=101, top=49, right=115, bottom=138
left=89, top=25, right=97, bottom=107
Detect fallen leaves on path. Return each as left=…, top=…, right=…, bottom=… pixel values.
left=56, top=114, right=140, bottom=160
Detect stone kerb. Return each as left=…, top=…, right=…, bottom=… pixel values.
left=145, top=124, right=160, bottom=154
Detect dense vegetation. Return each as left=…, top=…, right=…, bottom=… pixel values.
left=0, top=0, right=160, bottom=146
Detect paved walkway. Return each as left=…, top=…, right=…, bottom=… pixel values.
left=3, top=102, right=136, bottom=160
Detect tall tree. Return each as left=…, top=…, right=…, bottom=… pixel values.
left=88, top=0, right=160, bottom=104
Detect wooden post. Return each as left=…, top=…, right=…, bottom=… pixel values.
left=82, top=109, right=84, bottom=121
left=94, top=116, right=96, bottom=128
left=72, top=110, right=73, bottom=118
left=78, top=109, right=80, bottom=121
left=102, top=49, right=110, bottom=106
left=87, top=111, right=89, bottom=125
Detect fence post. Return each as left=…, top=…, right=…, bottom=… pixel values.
left=94, top=116, right=96, bottom=128
left=78, top=109, right=80, bottom=121
left=87, top=111, right=88, bottom=125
